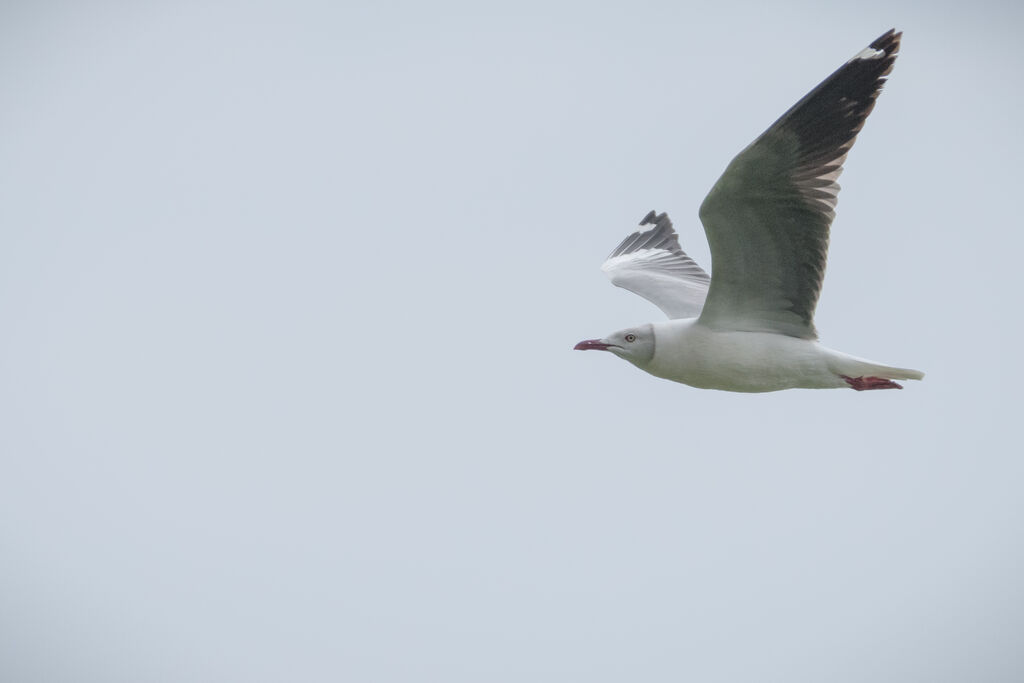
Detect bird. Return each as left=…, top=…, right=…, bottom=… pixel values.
left=574, top=29, right=923, bottom=393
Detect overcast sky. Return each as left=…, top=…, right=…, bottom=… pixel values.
left=1, top=1, right=1022, bottom=681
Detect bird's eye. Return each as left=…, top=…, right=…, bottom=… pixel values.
left=625, top=334, right=637, bottom=343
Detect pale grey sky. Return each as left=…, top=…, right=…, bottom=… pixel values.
left=1, top=1, right=1022, bottom=681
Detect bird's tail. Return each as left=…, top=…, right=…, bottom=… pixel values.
left=827, top=350, right=925, bottom=382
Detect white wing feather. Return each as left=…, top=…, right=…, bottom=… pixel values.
left=600, top=210, right=709, bottom=319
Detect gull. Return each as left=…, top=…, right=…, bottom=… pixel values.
left=575, top=29, right=923, bottom=392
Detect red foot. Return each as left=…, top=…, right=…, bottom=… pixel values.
left=840, top=375, right=903, bottom=391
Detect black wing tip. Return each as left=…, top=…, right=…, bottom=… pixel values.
left=607, top=210, right=680, bottom=260
left=870, top=28, right=902, bottom=54
left=854, top=29, right=901, bottom=81
left=639, top=209, right=670, bottom=227
left=773, top=29, right=903, bottom=170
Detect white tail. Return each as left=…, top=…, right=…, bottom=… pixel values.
left=827, top=351, right=925, bottom=381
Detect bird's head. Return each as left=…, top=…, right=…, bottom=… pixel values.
left=574, top=324, right=655, bottom=368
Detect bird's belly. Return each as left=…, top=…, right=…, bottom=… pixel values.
left=647, top=328, right=841, bottom=392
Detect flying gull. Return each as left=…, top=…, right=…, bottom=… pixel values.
left=575, top=29, right=923, bottom=392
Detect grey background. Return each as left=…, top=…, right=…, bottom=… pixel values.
left=1, top=1, right=1022, bottom=681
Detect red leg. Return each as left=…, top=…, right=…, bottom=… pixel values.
left=840, top=375, right=903, bottom=391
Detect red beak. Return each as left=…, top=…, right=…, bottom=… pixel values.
left=574, top=339, right=613, bottom=351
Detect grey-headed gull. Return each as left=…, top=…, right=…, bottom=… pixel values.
left=575, top=29, right=923, bottom=392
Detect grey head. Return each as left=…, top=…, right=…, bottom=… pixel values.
left=574, top=324, right=655, bottom=369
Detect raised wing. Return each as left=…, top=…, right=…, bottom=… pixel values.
left=697, top=29, right=901, bottom=339
left=601, top=210, right=710, bottom=319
